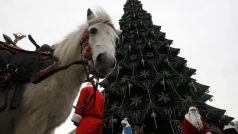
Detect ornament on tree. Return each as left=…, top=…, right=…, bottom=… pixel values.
left=161, top=77, right=166, bottom=91
left=147, top=40, right=151, bottom=47
left=133, top=13, right=136, bottom=18
left=164, top=57, right=169, bottom=66
left=121, top=75, right=128, bottom=83
left=160, top=79, right=165, bottom=85
left=139, top=70, right=150, bottom=78
left=136, top=29, right=139, bottom=36
left=183, top=95, right=193, bottom=103
left=113, top=118, right=118, bottom=123
left=140, top=20, right=143, bottom=26
left=162, top=107, right=173, bottom=119
left=110, top=103, right=119, bottom=111
left=128, top=82, right=132, bottom=94
left=130, top=95, right=142, bottom=106
left=157, top=92, right=171, bottom=103
left=151, top=111, right=156, bottom=118
left=141, top=58, right=145, bottom=67
left=129, top=44, right=132, bottom=52
left=151, top=110, right=158, bottom=129
left=191, top=80, right=198, bottom=92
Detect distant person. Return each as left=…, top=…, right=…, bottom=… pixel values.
left=183, top=106, right=212, bottom=134
left=121, top=118, right=132, bottom=134
left=223, top=123, right=238, bottom=134
left=71, top=81, right=105, bottom=134
left=134, top=124, right=145, bottom=134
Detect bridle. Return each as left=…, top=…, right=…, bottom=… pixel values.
left=73, top=21, right=117, bottom=110
left=32, top=21, right=116, bottom=84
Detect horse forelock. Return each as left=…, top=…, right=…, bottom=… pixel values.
left=87, top=7, right=112, bottom=25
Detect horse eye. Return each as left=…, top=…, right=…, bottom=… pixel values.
left=89, top=28, right=98, bottom=34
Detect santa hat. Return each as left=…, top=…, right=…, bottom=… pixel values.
left=189, top=106, right=197, bottom=111
left=121, top=118, right=129, bottom=124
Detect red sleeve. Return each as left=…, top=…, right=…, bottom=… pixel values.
left=201, top=117, right=211, bottom=133
left=183, top=118, right=192, bottom=134
left=74, top=87, right=91, bottom=115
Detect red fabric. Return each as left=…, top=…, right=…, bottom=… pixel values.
left=82, top=44, right=92, bottom=60
left=75, top=86, right=105, bottom=134
left=183, top=117, right=211, bottom=134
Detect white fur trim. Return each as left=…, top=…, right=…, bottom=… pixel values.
left=185, top=113, right=203, bottom=129
left=121, top=120, right=128, bottom=124
left=189, top=106, right=197, bottom=111
left=206, top=132, right=212, bottom=134
left=121, top=118, right=129, bottom=125
left=71, top=113, right=82, bottom=124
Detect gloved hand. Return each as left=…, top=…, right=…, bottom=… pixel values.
left=73, top=121, right=79, bottom=127
left=71, top=113, right=81, bottom=127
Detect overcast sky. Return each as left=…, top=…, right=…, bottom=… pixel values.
left=1, top=0, right=238, bottom=133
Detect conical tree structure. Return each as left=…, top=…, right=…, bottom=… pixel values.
left=103, top=0, right=233, bottom=133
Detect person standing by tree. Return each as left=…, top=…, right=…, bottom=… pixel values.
left=121, top=118, right=132, bottom=134
left=71, top=81, right=105, bottom=134
left=183, top=106, right=212, bottom=134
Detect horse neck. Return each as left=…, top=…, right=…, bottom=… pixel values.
left=52, top=28, right=87, bottom=92
left=54, top=28, right=84, bottom=64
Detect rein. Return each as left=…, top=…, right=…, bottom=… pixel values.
left=34, top=21, right=116, bottom=84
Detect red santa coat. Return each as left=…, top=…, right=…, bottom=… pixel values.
left=183, top=117, right=211, bottom=134
left=71, top=86, right=105, bottom=134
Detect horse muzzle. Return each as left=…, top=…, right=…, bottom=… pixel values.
left=94, top=52, right=116, bottom=78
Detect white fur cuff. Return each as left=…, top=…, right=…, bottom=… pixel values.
left=206, top=132, right=212, bottom=134
left=71, top=113, right=82, bottom=124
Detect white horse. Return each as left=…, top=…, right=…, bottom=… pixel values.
left=0, top=8, right=120, bottom=134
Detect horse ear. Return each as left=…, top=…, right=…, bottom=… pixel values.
left=116, top=29, right=122, bottom=36
left=87, top=8, right=95, bottom=21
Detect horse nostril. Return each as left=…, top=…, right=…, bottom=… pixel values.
left=96, top=53, right=104, bottom=63
left=96, top=53, right=116, bottom=68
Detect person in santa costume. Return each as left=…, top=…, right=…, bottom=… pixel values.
left=71, top=81, right=105, bottom=134
left=183, top=106, right=212, bottom=134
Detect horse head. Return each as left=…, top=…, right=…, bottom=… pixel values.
left=81, top=8, right=120, bottom=78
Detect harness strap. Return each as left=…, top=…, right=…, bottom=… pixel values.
left=73, top=76, right=99, bottom=112
left=28, top=35, right=40, bottom=49
left=9, top=83, right=24, bottom=109
left=32, top=60, right=88, bottom=84
left=0, top=87, right=8, bottom=112
left=84, top=72, right=99, bottom=109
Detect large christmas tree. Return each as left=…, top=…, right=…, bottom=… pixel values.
left=103, top=0, right=233, bottom=133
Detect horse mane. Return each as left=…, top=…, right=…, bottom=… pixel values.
left=53, top=8, right=112, bottom=65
